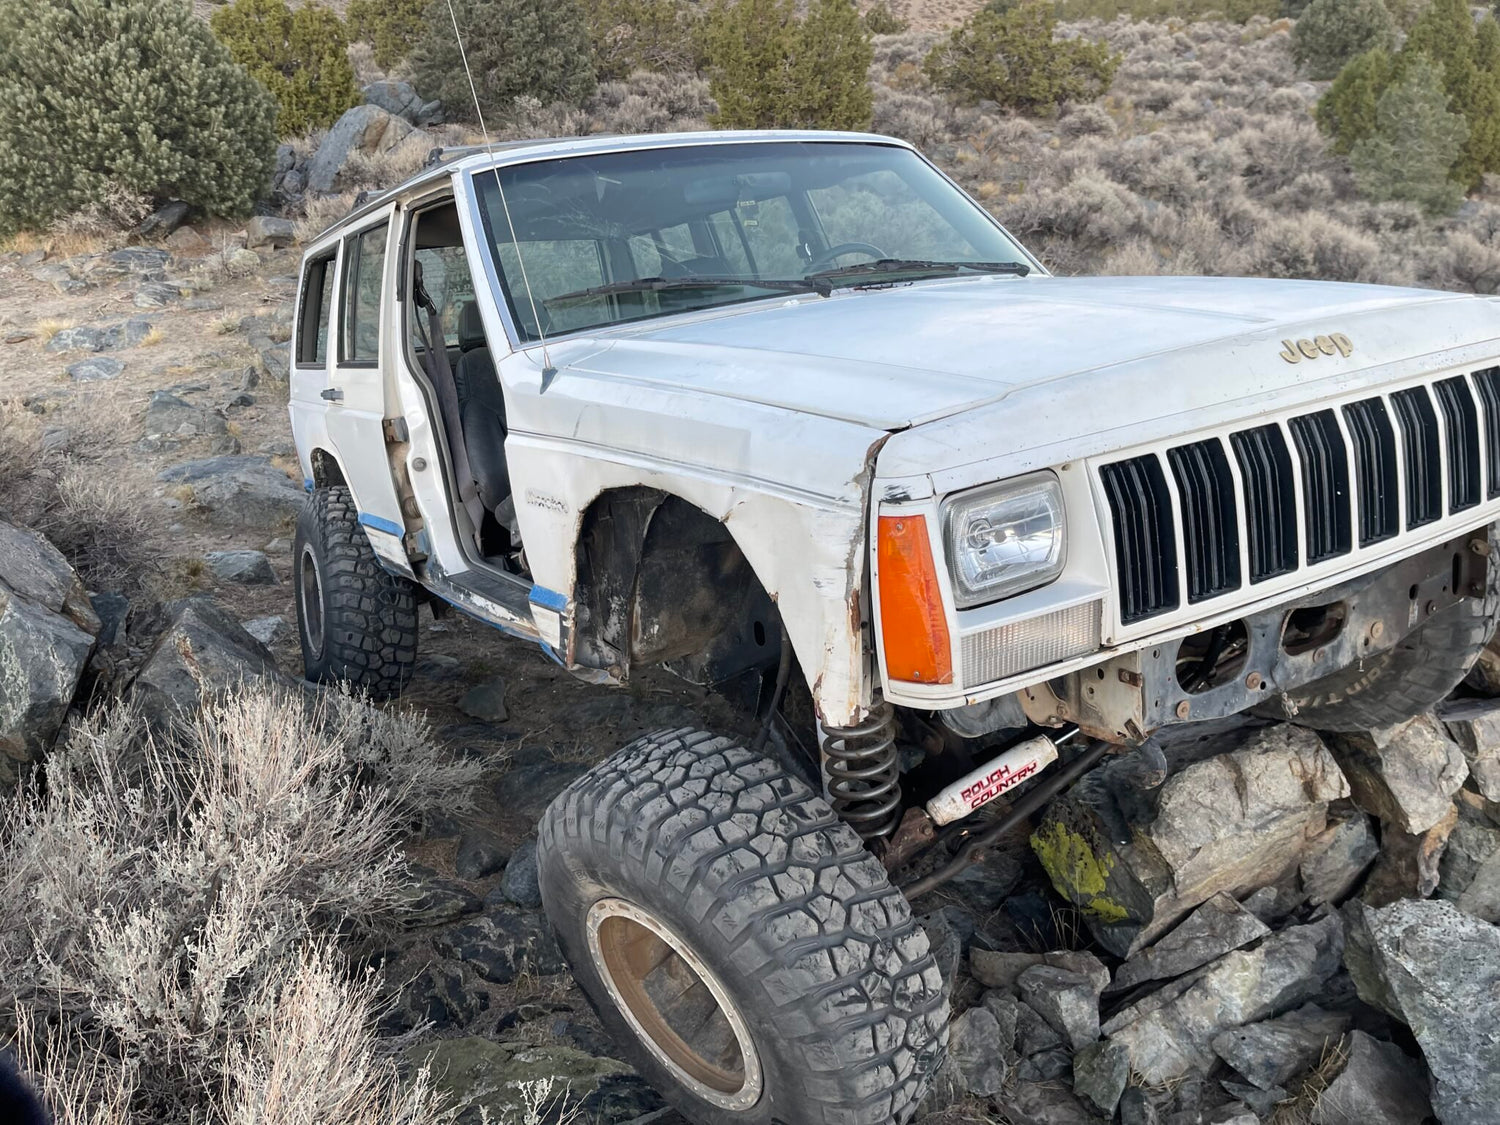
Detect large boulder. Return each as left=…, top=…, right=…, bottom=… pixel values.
left=157, top=456, right=304, bottom=529
left=0, top=584, right=96, bottom=787
left=305, top=104, right=416, bottom=195
left=1310, top=1030, right=1432, bottom=1125
left=1327, top=717, right=1469, bottom=834
left=1438, top=797, right=1500, bottom=923
left=1110, top=892, right=1271, bottom=992
left=1343, top=899, right=1500, bottom=1125
left=1035, top=724, right=1349, bottom=955
left=1104, top=912, right=1345, bottom=1084
left=1211, top=1002, right=1350, bottom=1091
left=130, top=597, right=291, bottom=725
left=1438, top=697, right=1500, bottom=802
left=0, top=520, right=100, bottom=634
left=362, top=80, right=442, bottom=126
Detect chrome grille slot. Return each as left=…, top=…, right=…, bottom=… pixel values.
left=1391, top=386, right=1441, bottom=529
left=1167, top=439, right=1240, bottom=602
left=1100, top=455, right=1179, bottom=624
left=1343, top=398, right=1400, bottom=545
left=1435, top=376, right=1481, bottom=514
left=1474, top=367, right=1500, bottom=499
left=1231, top=424, right=1298, bottom=582
left=1287, top=410, right=1352, bottom=564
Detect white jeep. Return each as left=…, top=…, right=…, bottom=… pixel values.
left=289, top=130, right=1500, bottom=1124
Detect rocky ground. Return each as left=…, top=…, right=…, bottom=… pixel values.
left=5, top=98, right=1500, bottom=1125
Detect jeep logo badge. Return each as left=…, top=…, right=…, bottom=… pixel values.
left=1280, top=333, right=1354, bottom=364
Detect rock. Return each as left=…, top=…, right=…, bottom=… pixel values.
left=405, top=1038, right=629, bottom=1124
left=1036, top=724, right=1349, bottom=956
left=133, top=281, right=181, bottom=309
left=1439, top=799, right=1500, bottom=922
left=1205, top=1108, right=1259, bottom=1125
left=1017, top=964, right=1101, bottom=1051
left=0, top=585, right=96, bottom=787
left=1299, top=808, right=1378, bottom=905
left=1310, top=1030, right=1430, bottom=1125
left=1328, top=716, right=1468, bottom=834
left=400, top=868, right=483, bottom=927
left=66, top=356, right=125, bottom=382
left=204, top=550, right=277, bottom=586
left=1015, top=1047, right=1071, bottom=1082
left=1211, top=1003, right=1351, bottom=1090
left=258, top=342, right=290, bottom=380
left=1073, top=1038, right=1131, bottom=1117
left=0, top=520, right=100, bottom=634
left=363, top=79, right=426, bottom=123
left=32, top=264, right=87, bottom=293
left=946, top=849, right=1024, bottom=913
left=226, top=247, right=261, bottom=275
left=458, top=676, right=508, bottom=722
left=970, top=948, right=1108, bottom=993
left=431, top=904, right=565, bottom=984
left=129, top=596, right=290, bottom=725
left=246, top=215, right=295, bottom=250
left=157, top=456, right=304, bottom=529
left=996, top=1080, right=1101, bottom=1125
left=496, top=838, right=542, bottom=908
left=1119, top=1087, right=1160, bottom=1125
left=1111, top=892, right=1271, bottom=992
left=979, top=989, right=1020, bottom=1054
left=947, top=1007, right=1008, bottom=1097
left=918, top=906, right=970, bottom=996
left=306, top=105, right=416, bottom=194
left=1221, top=1079, right=1286, bottom=1119
left=165, top=225, right=210, bottom=255
left=91, top=592, right=130, bottom=648
left=141, top=390, right=227, bottom=446
left=1439, top=697, right=1500, bottom=802
left=454, top=827, right=509, bottom=881
left=139, top=201, right=190, bottom=237
left=242, top=615, right=286, bottom=646
left=1106, top=913, right=1344, bottom=1084
left=1014, top=995, right=1066, bottom=1055
left=1343, top=899, right=1500, bottom=1125
left=381, top=960, right=489, bottom=1034
left=492, top=748, right=589, bottom=823
left=48, top=317, right=154, bottom=354
left=97, top=247, right=170, bottom=279
left=1361, top=804, right=1457, bottom=906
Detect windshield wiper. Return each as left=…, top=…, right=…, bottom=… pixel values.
left=546, top=275, right=831, bottom=306
left=806, top=259, right=1031, bottom=286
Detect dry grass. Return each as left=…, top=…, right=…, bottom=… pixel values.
left=138, top=325, right=165, bottom=347
left=212, top=313, right=242, bottom=335
left=1269, top=1035, right=1352, bottom=1125
left=0, top=685, right=480, bottom=1122
left=35, top=317, right=75, bottom=345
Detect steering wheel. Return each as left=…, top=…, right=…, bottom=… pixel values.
left=805, top=241, right=889, bottom=273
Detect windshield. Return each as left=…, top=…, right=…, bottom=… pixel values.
left=472, top=141, right=1033, bottom=341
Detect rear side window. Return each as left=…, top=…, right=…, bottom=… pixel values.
left=296, top=251, right=336, bottom=365
left=342, top=222, right=387, bottom=363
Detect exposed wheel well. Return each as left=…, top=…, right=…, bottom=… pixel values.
left=571, top=487, right=783, bottom=686
left=310, top=448, right=347, bottom=489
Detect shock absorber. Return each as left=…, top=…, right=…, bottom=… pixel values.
left=820, top=702, right=902, bottom=843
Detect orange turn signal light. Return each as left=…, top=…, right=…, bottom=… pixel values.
left=877, top=514, right=953, bottom=685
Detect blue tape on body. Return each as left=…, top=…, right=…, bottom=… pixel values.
left=303, top=478, right=315, bottom=493
left=358, top=512, right=404, bottom=537
left=528, top=585, right=569, bottom=612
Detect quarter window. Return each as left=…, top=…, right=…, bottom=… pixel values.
left=342, top=223, right=387, bottom=363
left=296, top=251, right=336, bottom=365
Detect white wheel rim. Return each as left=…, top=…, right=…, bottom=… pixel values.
left=299, top=543, right=325, bottom=657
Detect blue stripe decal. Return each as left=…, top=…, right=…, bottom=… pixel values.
left=303, top=478, right=315, bottom=493
left=528, top=585, right=569, bottom=612
left=358, top=512, right=404, bottom=537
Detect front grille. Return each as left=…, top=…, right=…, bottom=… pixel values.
left=1344, top=398, right=1399, bottom=545
left=1287, top=411, right=1351, bottom=564
left=1100, top=456, right=1178, bottom=623
left=1435, top=376, right=1481, bottom=513
left=1099, top=371, right=1496, bottom=628
left=1168, top=440, right=1240, bottom=602
left=1231, top=425, right=1298, bottom=582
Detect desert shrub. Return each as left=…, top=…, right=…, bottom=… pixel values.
left=0, top=686, right=478, bottom=1120
left=924, top=2, right=1120, bottom=112
left=700, top=0, right=874, bottom=129
left=1247, top=210, right=1382, bottom=280
left=1052, top=0, right=1277, bottom=19
left=0, top=0, right=276, bottom=238
left=1350, top=53, right=1469, bottom=214
left=864, top=0, right=907, bottom=33
left=1404, top=0, right=1500, bottom=185
left=1316, top=46, right=1394, bottom=153
left=1290, top=0, right=1396, bottom=80
left=585, top=0, right=700, bottom=79
left=212, top=0, right=361, bottom=136
left=346, top=0, right=428, bottom=70
left=410, top=0, right=596, bottom=123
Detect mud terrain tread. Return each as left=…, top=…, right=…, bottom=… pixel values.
left=538, top=728, right=948, bottom=1125
left=296, top=487, right=416, bottom=698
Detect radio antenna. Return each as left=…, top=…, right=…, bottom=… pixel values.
left=445, top=0, right=557, bottom=381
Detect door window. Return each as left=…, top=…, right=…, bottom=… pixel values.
left=342, top=222, right=387, bottom=364
left=296, top=251, right=336, bottom=365
left=414, top=245, right=476, bottom=348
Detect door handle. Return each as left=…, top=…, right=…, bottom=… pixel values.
left=320, top=387, right=344, bottom=402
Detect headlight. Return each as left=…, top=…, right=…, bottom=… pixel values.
left=942, top=474, right=1065, bottom=607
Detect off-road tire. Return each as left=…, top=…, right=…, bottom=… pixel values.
left=1270, top=587, right=1500, bottom=733
left=537, top=729, right=948, bottom=1125
left=293, top=486, right=417, bottom=698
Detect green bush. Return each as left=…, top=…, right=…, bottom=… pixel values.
left=212, top=0, right=361, bottom=135
left=1291, top=0, right=1396, bottom=80
left=700, top=0, right=874, bottom=129
left=410, top=0, right=596, bottom=123
left=347, top=0, right=429, bottom=70
left=1316, top=47, right=1395, bottom=153
left=1351, top=53, right=1469, bottom=214
left=924, top=1, right=1119, bottom=112
left=863, top=0, right=907, bottom=34
left=0, top=0, right=276, bottom=237
left=584, top=0, right=700, bottom=81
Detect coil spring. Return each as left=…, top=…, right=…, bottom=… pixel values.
left=821, top=702, right=902, bottom=843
